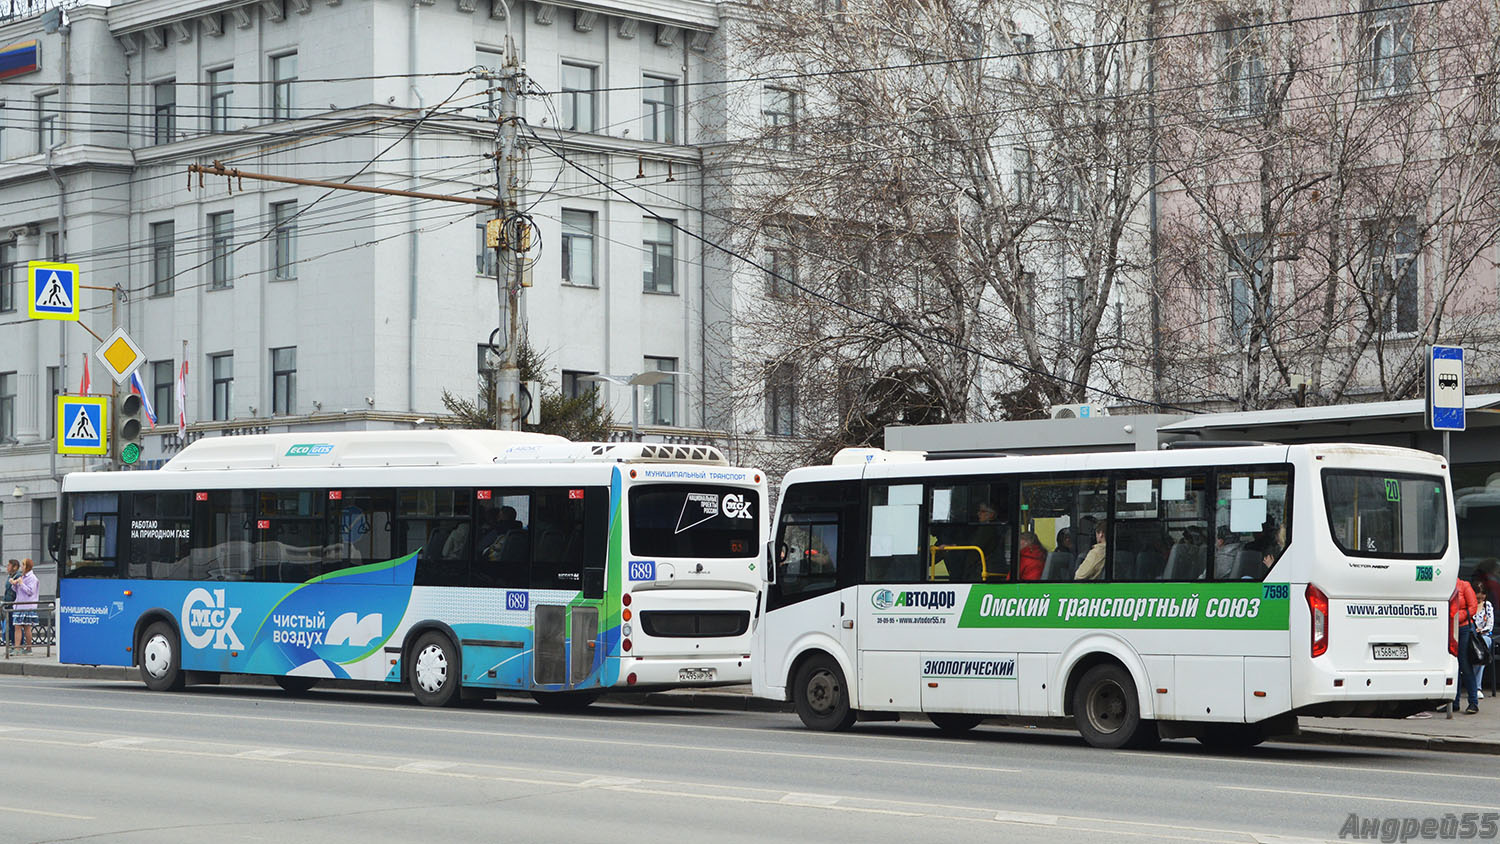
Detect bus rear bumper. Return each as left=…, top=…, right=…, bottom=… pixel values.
left=1293, top=666, right=1454, bottom=718
left=617, top=654, right=751, bottom=688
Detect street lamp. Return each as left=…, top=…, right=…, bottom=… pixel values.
left=581, top=371, right=677, bottom=440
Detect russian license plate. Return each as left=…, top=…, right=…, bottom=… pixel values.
left=678, top=667, right=716, bottom=682
left=1373, top=644, right=1409, bottom=660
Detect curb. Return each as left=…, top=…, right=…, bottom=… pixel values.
left=10, top=659, right=1496, bottom=753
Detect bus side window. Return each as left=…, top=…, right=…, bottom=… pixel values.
left=1113, top=473, right=1209, bottom=582
left=66, top=493, right=120, bottom=579
left=927, top=481, right=1011, bottom=583
left=195, top=490, right=254, bottom=582
left=868, top=483, right=923, bottom=583
left=129, top=491, right=194, bottom=580
left=403, top=488, right=471, bottom=587
left=1214, top=468, right=1291, bottom=581
left=769, top=480, right=858, bottom=611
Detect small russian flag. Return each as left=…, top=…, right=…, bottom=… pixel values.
left=129, top=370, right=158, bottom=426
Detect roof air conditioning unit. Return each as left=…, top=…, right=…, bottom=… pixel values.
left=1050, top=403, right=1104, bottom=419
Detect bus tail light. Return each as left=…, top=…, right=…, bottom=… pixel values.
left=622, top=638, right=632, bottom=652
left=1307, top=583, right=1329, bottom=658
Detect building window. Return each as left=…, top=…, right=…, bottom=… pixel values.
left=35, top=91, right=59, bottom=152
left=642, top=217, right=675, bottom=294
left=0, top=372, right=14, bottom=442
left=1013, top=147, right=1035, bottom=201
left=152, top=360, right=174, bottom=427
left=1364, top=0, right=1413, bottom=96
left=762, top=87, right=797, bottom=151
left=211, top=353, right=234, bottom=421
left=150, top=221, right=174, bottom=296
left=562, top=370, right=597, bottom=399
left=766, top=363, right=798, bottom=437
left=1222, top=17, right=1266, bottom=117
left=271, top=347, right=296, bottom=415
left=561, top=209, right=596, bottom=287
left=47, top=232, right=59, bottom=261
left=643, top=356, right=676, bottom=426
left=1062, top=276, right=1085, bottom=343
left=1010, top=31, right=1035, bottom=78
left=1226, top=234, right=1271, bottom=343
left=0, top=240, right=14, bottom=313
left=642, top=75, right=676, bottom=143
left=272, top=201, right=297, bottom=279
left=561, top=62, right=597, bottom=133
left=1367, top=218, right=1419, bottom=334
left=271, top=53, right=297, bottom=121
left=476, top=48, right=505, bottom=118
left=208, top=67, right=233, bottom=133
left=209, top=211, right=234, bottom=289
left=46, top=366, right=59, bottom=437
left=766, top=246, right=797, bottom=298
left=476, top=220, right=496, bottom=276
left=153, top=80, right=176, bottom=144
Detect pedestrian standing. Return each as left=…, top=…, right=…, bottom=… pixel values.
left=10, top=559, right=38, bottom=655
left=1, top=559, right=15, bottom=646
left=1475, top=582, right=1494, bottom=698
left=1452, top=577, right=1480, bottom=714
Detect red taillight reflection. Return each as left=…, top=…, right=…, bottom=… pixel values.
left=1307, top=583, right=1329, bottom=658
left=1450, top=615, right=1460, bottom=657
left=622, top=593, right=632, bottom=607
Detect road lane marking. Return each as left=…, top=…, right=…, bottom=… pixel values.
left=1220, top=785, right=1500, bottom=811
left=0, top=805, right=94, bottom=819
left=994, top=810, right=1059, bottom=825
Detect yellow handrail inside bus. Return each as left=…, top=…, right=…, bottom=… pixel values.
left=929, top=544, right=1002, bottom=582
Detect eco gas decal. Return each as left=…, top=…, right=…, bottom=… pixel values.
left=956, top=582, right=1291, bottom=630
left=871, top=589, right=957, bottom=611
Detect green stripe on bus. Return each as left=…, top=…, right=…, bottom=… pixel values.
left=956, top=582, right=1290, bottom=630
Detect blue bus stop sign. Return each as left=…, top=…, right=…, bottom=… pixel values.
left=1428, top=345, right=1465, bottom=432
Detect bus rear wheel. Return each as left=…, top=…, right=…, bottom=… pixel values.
left=929, top=713, right=985, bottom=734
left=1073, top=663, right=1156, bottom=749
left=274, top=676, right=320, bottom=695
left=138, top=622, right=185, bottom=692
left=793, top=654, right=856, bottom=731
left=409, top=631, right=462, bottom=707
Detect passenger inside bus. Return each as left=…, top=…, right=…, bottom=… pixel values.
left=1017, top=531, right=1044, bottom=580
left=1074, top=520, right=1108, bottom=580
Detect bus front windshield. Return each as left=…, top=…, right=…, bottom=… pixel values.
left=1323, top=470, right=1448, bottom=559
left=628, top=485, right=760, bottom=558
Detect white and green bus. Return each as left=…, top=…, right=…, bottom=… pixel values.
left=753, top=443, right=1456, bottom=748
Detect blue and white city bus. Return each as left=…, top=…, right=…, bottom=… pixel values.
left=57, top=431, right=764, bottom=708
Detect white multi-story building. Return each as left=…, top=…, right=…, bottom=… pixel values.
left=0, top=0, right=745, bottom=580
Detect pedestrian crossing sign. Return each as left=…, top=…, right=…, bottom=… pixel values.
left=57, top=395, right=107, bottom=456
left=27, top=260, right=80, bottom=321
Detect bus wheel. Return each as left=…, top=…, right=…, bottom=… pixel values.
left=793, top=654, right=856, bottom=731
left=138, top=622, right=185, bottom=692
left=929, top=713, right=984, bottom=734
left=274, top=676, right=319, bottom=695
left=409, top=631, right=462, bottom=707
left=531, top=691, right=603, bottom=712
left=1073, top=663, right=1155, bottom=749
left=1196, top=724, right=1267, bottom=750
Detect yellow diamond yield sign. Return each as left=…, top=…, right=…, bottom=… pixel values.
left=94, top=326, right=146, bottom=385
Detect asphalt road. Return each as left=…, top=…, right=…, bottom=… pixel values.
left=0, top=675, right=1494, bottom=844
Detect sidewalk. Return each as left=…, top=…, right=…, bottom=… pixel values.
left=4, top=649, right=1496, bottom=754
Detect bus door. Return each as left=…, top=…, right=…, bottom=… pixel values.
left=528, top=486, right=607, bottom=688
left=767, top=481, right=861, bottom=689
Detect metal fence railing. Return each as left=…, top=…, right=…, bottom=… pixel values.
left=2, top=600, right=56, bottom=659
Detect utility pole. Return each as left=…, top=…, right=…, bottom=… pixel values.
left=490, top=53, right=527, bottom=432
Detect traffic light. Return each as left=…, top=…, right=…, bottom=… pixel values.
left=117, top=393, right=143, bottom=465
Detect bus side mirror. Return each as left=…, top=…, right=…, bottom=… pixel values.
left=764, top=541, right=776, bottom=585
left=582, top=567, right=604, bottom=599
left=45, top=523, right=62, bottom=563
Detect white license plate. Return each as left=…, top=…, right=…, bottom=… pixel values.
left=1373, top=644, right=1409, bottom=660
left=678, top=668, right=716, bottom=682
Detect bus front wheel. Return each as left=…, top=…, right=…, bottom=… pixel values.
left=793, top=654, right=856, bottom=731
left=1072, top=663, right=1156, bottom=749
left=409, top=631, right=462, bottom=707
left=138, top=622, right=185, bottom=692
